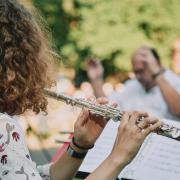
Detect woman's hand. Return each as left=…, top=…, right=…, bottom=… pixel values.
left=111, top=111, right=161, bottom=165
left=73, top=97, right=113, bottom=149
left=85, top=111, right=161, bottom=180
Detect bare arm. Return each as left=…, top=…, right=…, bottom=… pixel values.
left=50, top=143, right=86, bottom=180
left=86, top=59, right=106, bottom=97
left=141, top=49, right=180, bottom=117
left=155, top=74, right=180, bottom=116
left=86, top=112, right=161, bottom=180
left=50, top=98, right=109, bottom=180
left=91, top=78, right=106, bottom=98
left=86, top=154, right=127, bottom=180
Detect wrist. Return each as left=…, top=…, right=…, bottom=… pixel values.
left=67, top=144, right=88, bottom=159
left=152, top=68, right=165, bottom=80
left=70, top=142, right=88, bottom=153
left=91, top=76, right=103, bottom=83
left=109, top=152, right=129, bottom=168
left=72, top=137, right=94, bottom=151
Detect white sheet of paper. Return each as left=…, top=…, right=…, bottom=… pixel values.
left=119, top=119, right=180, bottom=180
left=79, top=120, right=119, bottom=173
left=79, top=119, right=180, bottom=180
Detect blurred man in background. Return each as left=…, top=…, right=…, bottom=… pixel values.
left=172, top=39, right=180, bottom=74
left=87, top=46, right=180, bottom=120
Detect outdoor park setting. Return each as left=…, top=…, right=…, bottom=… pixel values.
left=0, top=0, right=180, bottom=180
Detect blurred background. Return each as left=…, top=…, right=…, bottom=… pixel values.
left=18, top=0, right=180, bottom=167
left=24, top=0, right=180, bottom=83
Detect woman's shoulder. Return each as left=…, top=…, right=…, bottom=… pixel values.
left=0, top=112, right=21, bottom=126
left=0, top=113, right=23, bottom=136
left=0, top=113, right=16, bottom=122
left=0, top=113, right=44, bottom=179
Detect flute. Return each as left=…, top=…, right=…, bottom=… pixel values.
left=44, top=89, right=180, bottom=142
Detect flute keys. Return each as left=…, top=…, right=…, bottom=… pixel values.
left=161, top=124, right=172, bottom=131
left=67, top=99, right=71, bottom=104
left=171, top=128, right=180, bottom=138
left=112, top=115, right=120, bottom=122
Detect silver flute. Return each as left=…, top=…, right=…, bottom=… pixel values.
left=44, top=89, right=180, bottom=142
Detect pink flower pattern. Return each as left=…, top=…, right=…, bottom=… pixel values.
left=1, top=155, right=7, bottom=165
left=0, top=143, right=5, bottom=153
left=12, top=132, right=20, bottom=142
left=0, top=115, right=51, bottom=179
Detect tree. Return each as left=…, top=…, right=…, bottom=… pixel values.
left=33, top=0, right=180, bottom=85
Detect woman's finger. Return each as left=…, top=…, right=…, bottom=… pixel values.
left=148, top=117, right=160, bottom=124
left=129, top=111, right=149, bottom=126
left=96, top=97, right=109, bottom=105
left=76, top=109, right=89, bottom=126
left=139, top=116, right=160, bottom=129
left=137, top=117, right=150, bottom=129
left=87, top=96, right=97, bottom=103
left=137, top=117, right=160, bottom=129
left=120, top=111, right=131, bottom=127
left=109, top=102, right=118, bottom=108
left=142, top=120, right=162, bottom=137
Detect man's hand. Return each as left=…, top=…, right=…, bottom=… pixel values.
left=86, top=59, right=104, bottom=81
left=140, top=49, right=162, bottom=75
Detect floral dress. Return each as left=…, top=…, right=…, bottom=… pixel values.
left=0, top=113, right=51, bottom=180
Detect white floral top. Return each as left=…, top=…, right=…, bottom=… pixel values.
left=0, top=113, right=51, bottom=180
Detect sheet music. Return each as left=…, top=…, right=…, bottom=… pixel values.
left=79, top=119, right=180, bottom=180
left=79, top=120, right=119, bottom=172
left=119, top=119, right=180, bottom=180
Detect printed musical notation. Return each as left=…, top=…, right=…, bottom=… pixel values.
left=79, top=121, right=119, bottom=173
left=79, top=119, right=180, bottom=180
left=120, top=119, right=180, bottom=180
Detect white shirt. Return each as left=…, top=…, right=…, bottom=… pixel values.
left=109, top=70, right=180, bottom=121
left=0, top=113, right=51, bottom=180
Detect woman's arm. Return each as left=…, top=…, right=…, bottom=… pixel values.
left=50, top=97, right=110, bottom=180
left=50, top=143, right=86, bottom=180
left=86, top=112, right=161, bottom=180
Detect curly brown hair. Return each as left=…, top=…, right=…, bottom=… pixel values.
left=0, top=0, right=56, bottom=115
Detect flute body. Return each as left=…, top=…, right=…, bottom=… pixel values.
left=44, top=89, right=180, bottom=142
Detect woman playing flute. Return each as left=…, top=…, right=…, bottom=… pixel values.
left=0, top=0, right=161, bottom=179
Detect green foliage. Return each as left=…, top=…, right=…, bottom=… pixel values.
left=33, top=0, right=180, bottom=84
